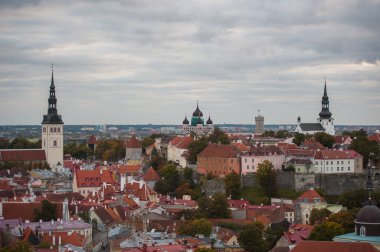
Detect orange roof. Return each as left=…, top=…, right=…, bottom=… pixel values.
left=256, top=215, right=272, bottom=226
left=107, top=208, right=122, bottom=222
left=75, top=169, right=114, bottom=188
left=232, top=142, right=250, bottom=152
left=123, top=195, right=139, bottom=208
left=297, top=189, right=324, bottom=203
left=292, top=241, right=378, bottom=252
left=41, top=231, right=85, bottom=247
left=169, top=136, right=193, bottom=149
left=3, top=202, right=63, bottom=221
left=143, top=167, right=160, bottom=181
left=87, top=135, right=97, bottom=145
left=314, top=150, right=353, bottom=160
left=117, top=165, right=142, bottom=174
left=368, top=133, right=380, bottom=143
left=198, top=144, right=239, bottom=158
left=125, top=136, right=142, bottom=148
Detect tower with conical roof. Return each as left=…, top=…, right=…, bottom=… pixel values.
left=41, top=66, right=64, bottom=172
left=318, top=80, right=335, bottom=135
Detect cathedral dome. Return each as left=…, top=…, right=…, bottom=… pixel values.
left=206, top=116, right=213, bottom=125
left=356, top=205, right=380, bottom=224
left=192, top=104, right=203, bottom=117
left=183, top=116, right=189, bottom=125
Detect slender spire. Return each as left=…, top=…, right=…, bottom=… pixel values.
left=42, top=65, right=64, bottom=124
left=51, top=63, right=55, bottom=88
left=323, top=77, right=327, bottom=97
left=365, top=158, right=374, bottom=205
left=319, top=78, right=332, bottom=119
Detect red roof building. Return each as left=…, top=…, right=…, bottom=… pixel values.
left=368, top=133, right=380, bottom=144
left=125, top=136, right=142, bottom=148
left=297, top=189, right=324, bottom=204
left=143, top=167, right=160, bottom=182
left=73, top=168, right=115, bottom=197
left=291, top=241, right=378, bottom=252
left=0, top=149, right=46, bottom=162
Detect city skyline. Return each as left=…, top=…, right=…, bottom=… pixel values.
left=0, top=1, right=379, bottom=125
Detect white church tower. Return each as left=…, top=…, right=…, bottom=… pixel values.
left=317, top=80, right=335, bottom=135
left=41, top=67, right=64, bottom=172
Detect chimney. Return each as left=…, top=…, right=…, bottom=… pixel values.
left=52, top=234, right=56, bottom=246
left=58, top=236, right=61, bottom=246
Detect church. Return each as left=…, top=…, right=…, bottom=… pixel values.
left=41, top=67, right=64, bottom=172
left=294, top=81, right=335, bottom=135
left=182, top=101, right=214, bottom=137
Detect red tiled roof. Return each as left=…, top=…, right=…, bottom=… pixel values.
left=123, top=195, right=139, bottom=208
left=250, top=145, right=284, bottom=156
left=63, top=160, right=80, bottom=172
left=232, top=142, right=250, bottom=152
left=75, top=169, right=114, bottom=188
left=297, top=189, right=324, bottom=203
left=2, top=202, right=63, bottom=221
left=125, top=136, right=142, bottom=148
left=228, top=199, right=250, bottom=209
left=277, top=142, right=297, bottom=149
left=198, top=144, right=239, bottom=158
left=301, top=140, right=325, bottom=149
left=169, top=136, right=193, bottom=149
left=334, top=135, right=350, bottom=144
left=93, top=207, right=115, bottom=225
left=0, top=149, right=46, bottom=162
left=368, top=133, right=380, bottom=143
left=283, top=224, right=314, bottom=245
left=117, top=165, right=142, bottom=175
left=143, top=167, right=160, bottom=181
left=284, top=149, right=316, bottom=158
left=291, top=241, right=378, bottom=252
left=344, top=149, right=362, bottom=158
left=87, top=135, right=97, bottom=145
left=40, top=231, right=85, bottom=247
left=314, top=150, right=353, bottom=160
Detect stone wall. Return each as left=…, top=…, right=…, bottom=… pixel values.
left=202, top=179, right=225, bottom=197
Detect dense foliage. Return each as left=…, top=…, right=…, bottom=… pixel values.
left=224, top=172, right=241, bottom=199
left=197, top=193, right=231, bottom=219
left=328, top=210, right=356, bottom=233
left=308, top=221, right=345, bottom=241
left=0, top=137, right=41, bottom=149
left=94, top=140, right=126, bottom=161
left=64, top=142, right=93, bottom=159
left=256, top=160, right=277, bottom=197
left=309, top=208, right=332, bottom=225
left=34, top=200, right=57, bottom=221
left=238, top=222, right=268, bottom=252
left=314, top=132, right=335, bottom=148
left=178, top=218, right=212, bottom=236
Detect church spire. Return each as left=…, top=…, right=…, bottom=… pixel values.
left=365, top=158, right=375, bottom=205
left=42, top=65, right=63, bottom=124
left=319, top=78, right=332, bottom=119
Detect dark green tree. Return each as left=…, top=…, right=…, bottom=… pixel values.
left=187, top=137, right=208, bottom=164
left=309, top=208, right=332, bottom=225
left=224, top=172, right=241, bottom=199
left=315, top=132, right=335, bottom=148
left=308, top=221, right=344, bottom=241
left=208, top=127, right=230, bottom=144
left=238, top=222, right=268, bottom=252
left=208, top=193, right=231, bottom=218
left=328, top=210, right=356, bottom=233
left=34, top=200, right=57, bottom=221
left=349, top=136, right=379, bottom=166
left=154, top=163, right=180, bottom=195
left=256, top=160, right=277, bottom=197
left=293, top=133, right=305, bottom=146
left=178, top=218, right=212, bottom=236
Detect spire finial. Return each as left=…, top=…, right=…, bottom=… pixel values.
left=50, top=63, right=55, bottom=87
left=365, top=155, right=375, bottom=205
left=258, top=109, right=261, bottom=116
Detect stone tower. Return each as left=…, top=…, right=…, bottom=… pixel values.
left=41, top=67, right=64, bottom=172
left=255, top=110, right=264, bottom=135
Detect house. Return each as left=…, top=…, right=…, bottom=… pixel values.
left=90, top=207, right=117, bottom=231
left=333, top=135, right=352, bottom=149
left=167, top=136, right=193, bottom=168
left=197, top=144, right=240, bottom=177
left=313, top=150, right=359, bottom=174
left=241, top=145, right=285, bottom=175
left=286, top=158, right=314, bottom=173
left=143, top=167, right=160, bottom=188
left=0, top=149, right=47, bottom=167
left=368, top=132, right=380, bottom=144
left=72, top=168, right=115, bottom=197
left=125, top=136, right=142, bottom=160
left=275, top=224, right=314, bottom=249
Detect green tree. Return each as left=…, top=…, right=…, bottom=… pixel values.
left=208, top=193, right=231, bottom=218
left=264, top=225, right=288, bottom=250
left=315, top=132, right=335, bottom=148
left=256, top=160, right=277, bottom=197
left=275, top=130, right=290, bottom=139
left=293, top=133, right=305, bottom=146
left=187, top=137, right=208, bottom=164
left=95, top=140, right=125, bottom=161
left=328, top=210, right=356, bottom=233
left=0, top=240, right=32, bottom=252
left=349, top=136, right=379, bottom=166
left=262, top=130, right=275, bottom=137
left=309, top=208, right=332, bottom=225
left=178, top=218, right=212, bottom=236
left=224, top=172, right=241, bottom=199
left=208, top=127, right=230, bottom=144
left=308, top=221, right=345, bottom=241
left=238, top=222, right=268, bottom=252
left=154, top=163, right=180, bottom=195
left=34, top=200, right=57, bottom=221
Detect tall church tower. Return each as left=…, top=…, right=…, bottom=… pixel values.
left=318, top=80, right=335, bottom=135
left=41, top=67, right=64, bottom=172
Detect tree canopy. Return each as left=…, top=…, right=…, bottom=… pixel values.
left=328, top=210, right=356, bottom=233
left=187, top=137, right=208, bottom=164
left=34, top=200, right=57, bottom=221
left=309, top=208, right=332, bottom=225
left=94, top=140, right=126, bottom=161
left=308, top=221, right=345, bottom=241
left=224, top=172, right=241, bottom=199
left=349, top=136, right=379, bottom=166
left=197, top=193, right=231, bottom=219
left=238, top=222, right=268, bottom=252
left=208, top=127, right=230, bottom=144
left=314, top=132, right=335, bottom=148
left=178, top=218, right=212, bottom=236
left=64, top=142, right=93, bottom=159
left=256, top=160, right=277, bottom=197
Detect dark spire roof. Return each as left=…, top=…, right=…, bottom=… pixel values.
left=319, top=79, right=332, bottom=119
left=192, top=101, right=203, bottom=117
left=206, top=114, right=213, bottom=125
left=42, top=66, right=64, bottom=124
left=365, top=160, right=374, bottom=205
left=183, top=115, right=189, bottom=125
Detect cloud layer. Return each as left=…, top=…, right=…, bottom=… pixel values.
left=0, top=0, right=379, bottom=125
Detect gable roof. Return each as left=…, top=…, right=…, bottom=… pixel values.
left=93, top=207, right=115, bottom=225
left=125, top=136, right=142, bottom=148
left=250, top=145, right=284, bottom=156
left=75, top=169, right=114, bottom=188
left=143, top=167, right=160, bottom=181
left=283, top=224, right=314, bottom=245
left=2, top=202, right=63, bottom=221
left=0, top=149, right=46, bottom=162
left=368, top=133, right=380, bottom=143
left=198, top=144, right=239, bottom=159
left=232, top=142, right=250, bottom=152
left=314, top=150, right=354, bottom=160
left=298, top=123, right=325, bottom=132
left=297, top=189, right=324, bottom=203
left=170, top=136, right=193, bottom=149
left=87, top=135, right=97, bottom=145
left=292, top=241, right=378, bottom=252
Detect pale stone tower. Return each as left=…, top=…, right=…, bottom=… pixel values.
left=41, top=67, right=64, bottom=172
left=255, top=109, right=264, bottom=135
left=318, top=80, right=335, bottom=135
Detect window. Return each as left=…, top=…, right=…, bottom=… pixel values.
left=315, top=161, right=318, bottom=165
left=348, top=167, right=350, bottom=171
left=43, top=127, right=46, bottom=133
left=50, top=127, right=53, bottom=133
left=53, top=140, right=57, bottom=147
left=337, top=167, right=339, bottom=171
left=57, top=127, right=60, bottom=133
left=360, top=226, right=366, bottom=236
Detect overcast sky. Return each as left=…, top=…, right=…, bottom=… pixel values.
left=0, top=0, right=379, bottom=125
